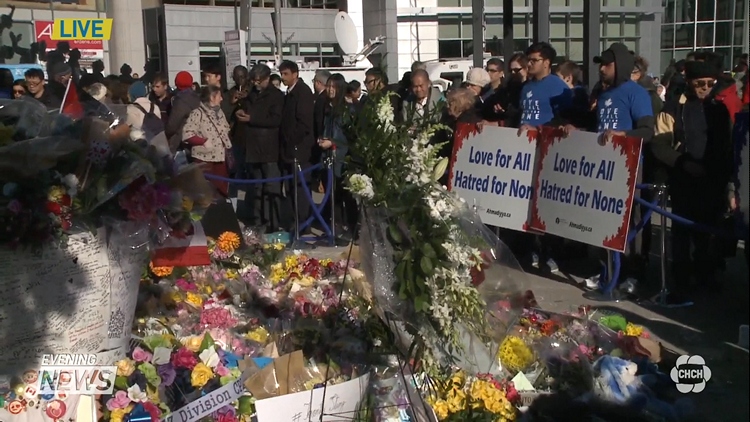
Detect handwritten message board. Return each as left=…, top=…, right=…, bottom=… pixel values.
left=0, top=225, right=148, bottom=374
left=254, top=374, right=369, bottom=422
left=449, top=124, right=537, bottom=231
left=529, top=128, right=642, bottom=252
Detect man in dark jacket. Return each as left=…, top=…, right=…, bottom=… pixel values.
left=278, top=60, right=315, bottom=232
left=235, top=64, right=285, bottom=232
left=23, top=67, right=61, bottom=110
left=650, top=60, right=741, bottom=301
left=149, top=73, right=172, bottom=126
left=165, top=71, right=201, bottom=153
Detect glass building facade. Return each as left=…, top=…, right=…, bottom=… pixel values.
left=661, top=0, right=749, bottom=70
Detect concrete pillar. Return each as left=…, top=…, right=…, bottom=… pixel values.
left=106, top=0, right=146, bottom=74
left=532, top=0, right=550, bottom=45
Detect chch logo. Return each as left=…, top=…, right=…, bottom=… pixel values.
left=51, top=18, right=112, bottom=41
left=670, top=355, right=711, bottom=393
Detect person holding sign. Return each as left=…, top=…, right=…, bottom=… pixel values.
left=560, top=42, right=654, bottom=290
left=517, top=42, right=574, bottom=273
left=651, top=60, right=742, bottom=301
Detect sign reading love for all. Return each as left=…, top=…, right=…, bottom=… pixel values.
left=529, top=128, right=642, bottom=252
left=448, top=125, right=642, bottom=252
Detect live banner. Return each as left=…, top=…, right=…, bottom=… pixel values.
left=529, top=128, right=642, bottom=252
left=448, top=124, right=537, bottom=232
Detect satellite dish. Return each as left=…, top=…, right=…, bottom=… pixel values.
left=334, top=12, right=359, bottom=56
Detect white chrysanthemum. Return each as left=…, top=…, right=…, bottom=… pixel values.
left=376, top=96, right=395, bottom=132
left=346, top=173, right=375, bottom=199
left=62, top=173, right=79, bottom=197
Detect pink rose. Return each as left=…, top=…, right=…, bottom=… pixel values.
left=215, top=364, right=230, bottom=377
left=132, top=347, right=153, bottom=363
left=200, top=308, right=237, bottom=329
left=216, top=412, right=239, bottom=422
left=175, top=279, right=198, bottom=292
left=106, top=390, right=131, bottom=410
left=172, top=347, right=198, bottom=369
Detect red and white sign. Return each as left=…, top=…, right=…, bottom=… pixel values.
left=449, top=124, right=538, bottom=232
left=151, top=222, right=211, bottom=267
left=34, top=20, right=104, bottom=58
left=529, top=128, right=642, bottom=252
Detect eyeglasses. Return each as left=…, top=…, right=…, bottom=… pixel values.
left=25, top=79, right=43, bottom=87
left=510, top=67, right=523, bottom=73
left=528, top=58, right=544, bottom=64
left=691, top=79, right=716, bottom=88
left=364, top=78, right=377, bottom=85
left=486, top=67, right=500, bottom=73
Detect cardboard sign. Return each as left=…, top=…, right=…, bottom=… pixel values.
left=151, top=222, right=211, bottom=267
left=254, top=374, right=370, bottom=422
left=449, top=124, right=538, bottom=231
left=529, top=128, right=642, bottom=252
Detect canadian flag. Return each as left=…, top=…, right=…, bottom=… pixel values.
left=61, top=78, right=84, bottom=119
left=151, top=222, right=211, bottom=267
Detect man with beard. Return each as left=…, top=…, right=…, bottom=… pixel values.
left=562, top=43, right=654, bottom=291
left=650, top=60, right=742, bottom=302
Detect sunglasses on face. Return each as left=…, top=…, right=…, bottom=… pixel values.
left=510, top=68, right=523, bottom=73
left=13, top=90, right=24, bottom=95
left=691, top=80, right=716, bottom=88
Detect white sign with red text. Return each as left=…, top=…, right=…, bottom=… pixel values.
left=529, top=128, right=642, bottom=252
left=448, top=124, right=538, bottom=231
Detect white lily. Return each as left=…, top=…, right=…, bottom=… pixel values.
left=199, top=346, right=220, bottom=368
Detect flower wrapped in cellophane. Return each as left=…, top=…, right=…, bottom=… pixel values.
left=344, top=91, right=529, bottom=377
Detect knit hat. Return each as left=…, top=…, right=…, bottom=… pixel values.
left=684, top=60, right=720, bottom=80
left=50, top=61, right=72, bottom=78
left=128, top=81, right=148, bottom=100
left=175, top=71, right=194, bottom=90
left=466, top=68, right=491, bottom=87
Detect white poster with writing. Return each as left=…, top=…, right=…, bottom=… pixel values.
left=0, top=224, right=148, bottom=375
left=529, top=128, right=642, bottom=252
left=254, top=374, right=370, bottom=422
left=448, top=124, right=537, bottom=231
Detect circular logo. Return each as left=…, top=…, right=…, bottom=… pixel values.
left=22, top=370, right=38, bottom=385
left=8, top=400, right=25, bottom=414
left=670, top=354, right=712, bottom=393
left=41, top=393, right=55, bottom=401
left=46, top=399, right=67, bottom=419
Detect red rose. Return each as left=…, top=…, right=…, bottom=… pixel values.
left=46, top=201, right=62, bottom=215
left=142, top=402, right=161, bottom=421
left=60, top=195, right=72, bottom=207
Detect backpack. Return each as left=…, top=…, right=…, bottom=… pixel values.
left=132, top=102, right=165, bottom=138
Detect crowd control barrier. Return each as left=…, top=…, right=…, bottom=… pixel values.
left=204, top=155, right=336, bottom=247
left=595, top=181, right=743, bottom=307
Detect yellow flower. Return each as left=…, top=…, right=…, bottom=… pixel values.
left=625, top=322, right=644, bottom=337
left=182, top=335, right=204, bottom=352
left=273, top=243, right=284, bottom=251
left=269, top=263, right=285, bottom=284
left=498, top=336, right=535, bottom=373
left=47, top=186, right=66, bottom=202
left=431, top=400, right=450, bottom=420
left=147, top=385, right=160, bottom=403
left=446, top=389, right=466, bottom=413
left=225, top=269, right=238, bottom=280
left=320, top=258, right=332, bottom=266
left=284, top=255, right=299, bottom=270
left=185, top=292, right=203, bottom=308
left=245, top=326, right=269, bottom=344
left=110, top=405, right=134, bottom=422
left=182, top=196, right=194, bottom=212
left=116, top=358, right=136, bottom=377
left=294, top=275, right=316, bottom=288
left=168, top=291, right=182, bottom=303
left=149, top=261, right=174, bottom=278
left=217, top=232, right=241, bottom=252
left=191, top=363, right=214, bottom=387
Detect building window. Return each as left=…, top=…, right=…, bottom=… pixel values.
left=696, top=0, right=715, bottom=21
left=674, top=0, right=696, bottom=23
left=674, top=23, right=695, bottom=48
left=661, top=25, right=675, bottom=49
left=714, top=21, right=732, bottom=46
left=696, top=22, right=713, bottom=47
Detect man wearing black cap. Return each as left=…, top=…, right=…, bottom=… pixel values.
left=651, top=59, right=742, bottom=301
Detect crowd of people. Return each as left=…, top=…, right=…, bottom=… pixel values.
left=3, top=39, right=748, bottom=303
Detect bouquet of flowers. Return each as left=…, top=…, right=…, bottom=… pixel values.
left=344, top=91, right=528, bottom=375
left=425, top=372, right=518, bottom=421
left=105, top=333, right=247, bottom=421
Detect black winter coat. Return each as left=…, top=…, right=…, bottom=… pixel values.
left=236, top=85, right=284, bottom=163
left=280, top=80, right=316, bottom=164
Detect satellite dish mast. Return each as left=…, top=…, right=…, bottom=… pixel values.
left=334, top=11, right=385, bottom=66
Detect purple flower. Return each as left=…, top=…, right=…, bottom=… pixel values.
left=7, top=199, right=22, bottom=214
left=157, top=363, right=176, bottom=387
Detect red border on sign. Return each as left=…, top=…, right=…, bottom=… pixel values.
left=447, top=122, right=480, bottom=191
left=529, top=127, right=641, bottom=252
